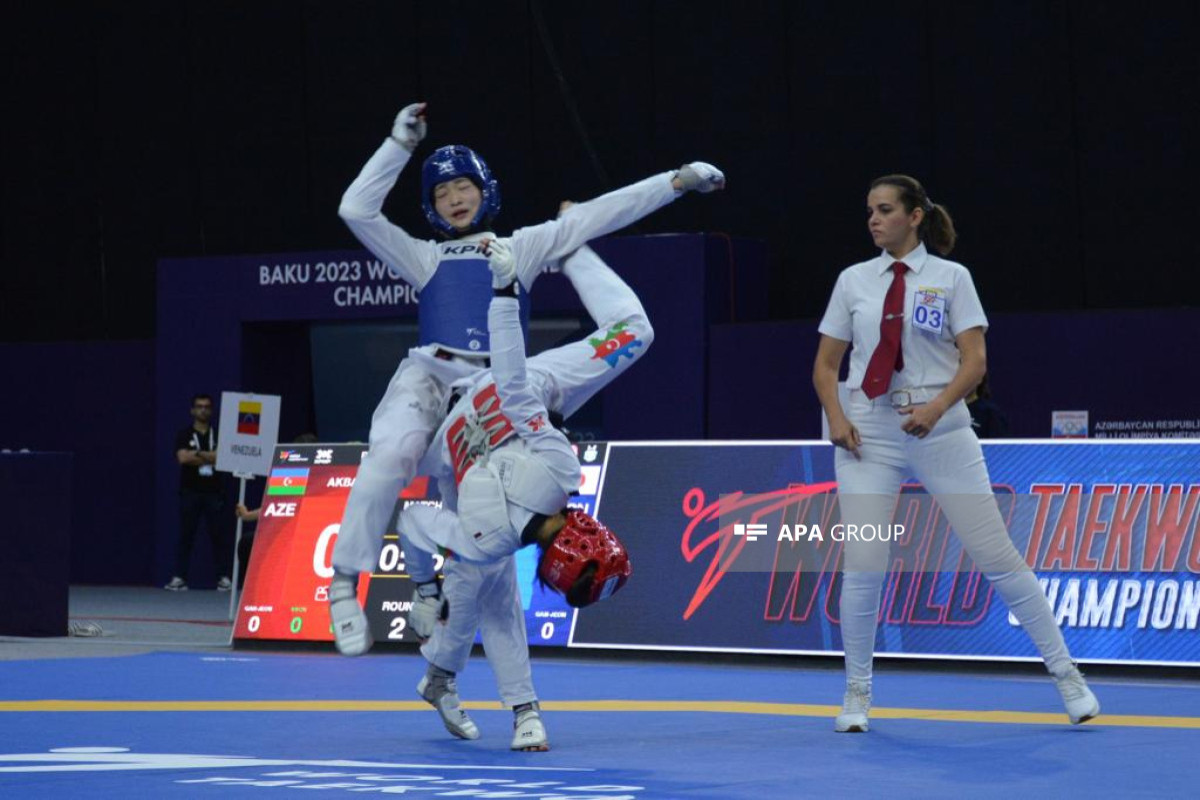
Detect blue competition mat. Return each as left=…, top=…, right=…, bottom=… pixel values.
left=2, top=651, right=1199, bottom=798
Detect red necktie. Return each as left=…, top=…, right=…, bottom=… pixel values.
left=862, top=262, right=909, bottom=399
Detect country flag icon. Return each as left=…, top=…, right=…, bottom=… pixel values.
left=267, top=468, right=309, bottom=496
left=589, top=322, right=643, bottom=368
left=238, top=401, right=262, bottom=435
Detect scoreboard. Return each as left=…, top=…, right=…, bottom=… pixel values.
left=235, top=440, right=1200, bottom=667
left=233, top=443, right=607, bottom=646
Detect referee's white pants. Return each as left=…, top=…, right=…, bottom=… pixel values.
left=421, top=556, right=538, bottom=708
left=332, top=359, right=447, bottom=575
left=835, top=393, right=1073, bottom=681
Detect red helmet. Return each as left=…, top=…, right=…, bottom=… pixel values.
left=538, top=510, right=632, bottom=607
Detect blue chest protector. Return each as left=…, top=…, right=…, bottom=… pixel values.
left=418, top=242, right=531, bottom=354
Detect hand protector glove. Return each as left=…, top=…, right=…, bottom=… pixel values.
left=675, top=161, right=726, bottom=193
left=329, top=572, right=373, bottom=656
left=484, top=239, right=518, bottom=290
left=391, top=102, right=428, bottom=151
left=408, top=579, right=446, bottom=642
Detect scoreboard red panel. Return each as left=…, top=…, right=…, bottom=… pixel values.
left=233, top=444, right=581, bottom=647
left=235, top=446, right=401, bottom=642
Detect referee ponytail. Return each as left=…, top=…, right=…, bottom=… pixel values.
left=870, top=175, right=957, bottom=255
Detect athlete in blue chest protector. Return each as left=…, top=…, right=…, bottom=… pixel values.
left=327, top=101, right=725, bottom=671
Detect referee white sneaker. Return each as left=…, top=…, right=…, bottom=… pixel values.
left=328, top=573, right=373, bottom=657
left=418, top=672, right=479, bottom=741
left=1055, top=665, right=1100, bottom=724
left=511, top=702, right=550, bottom=751
left=834, top=679, right=872, bottom=733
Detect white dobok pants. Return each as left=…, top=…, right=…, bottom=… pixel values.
left=419, top=556, right=537, bottom=708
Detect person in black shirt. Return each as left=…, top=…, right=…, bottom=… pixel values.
left=967, top=373, right=1010, bottom=439
left=165, top=394, right=231, bottom=591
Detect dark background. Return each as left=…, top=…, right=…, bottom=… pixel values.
left=1, top=1, right=1196, bottom=586
left=2, top=1, right=1194, bottom=344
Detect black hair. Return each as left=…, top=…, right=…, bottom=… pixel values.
left=563, top=562, right=600, bottom=608
left=869, top=174, right=958, bottom=255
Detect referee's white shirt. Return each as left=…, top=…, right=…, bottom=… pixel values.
left=818, top=242, right=989, bottom=391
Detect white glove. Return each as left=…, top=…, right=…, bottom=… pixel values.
left=484, top=239, right=518, bottom=290
left=675, top=161, right=725, bottom=193
left=329, top=573, right=372, bottom=656
left=408, top=579, right=444, bottom=642
left=390, top=102, right=427, bottom=151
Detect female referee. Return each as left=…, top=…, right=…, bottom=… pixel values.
left=812, top=174, right=1099, bottom=733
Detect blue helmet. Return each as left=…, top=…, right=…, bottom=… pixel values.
left=420, top=145, right=501, bottom=238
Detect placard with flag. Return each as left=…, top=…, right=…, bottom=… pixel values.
left=215, top=391, right=281, bottom=477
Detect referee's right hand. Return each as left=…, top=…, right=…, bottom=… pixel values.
left=829, top=418, right=862, bottom=459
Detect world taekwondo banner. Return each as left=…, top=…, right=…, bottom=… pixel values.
left=236, top=440, right=1200, bottom=667
left=575, top=441, right=1200, bottom=667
